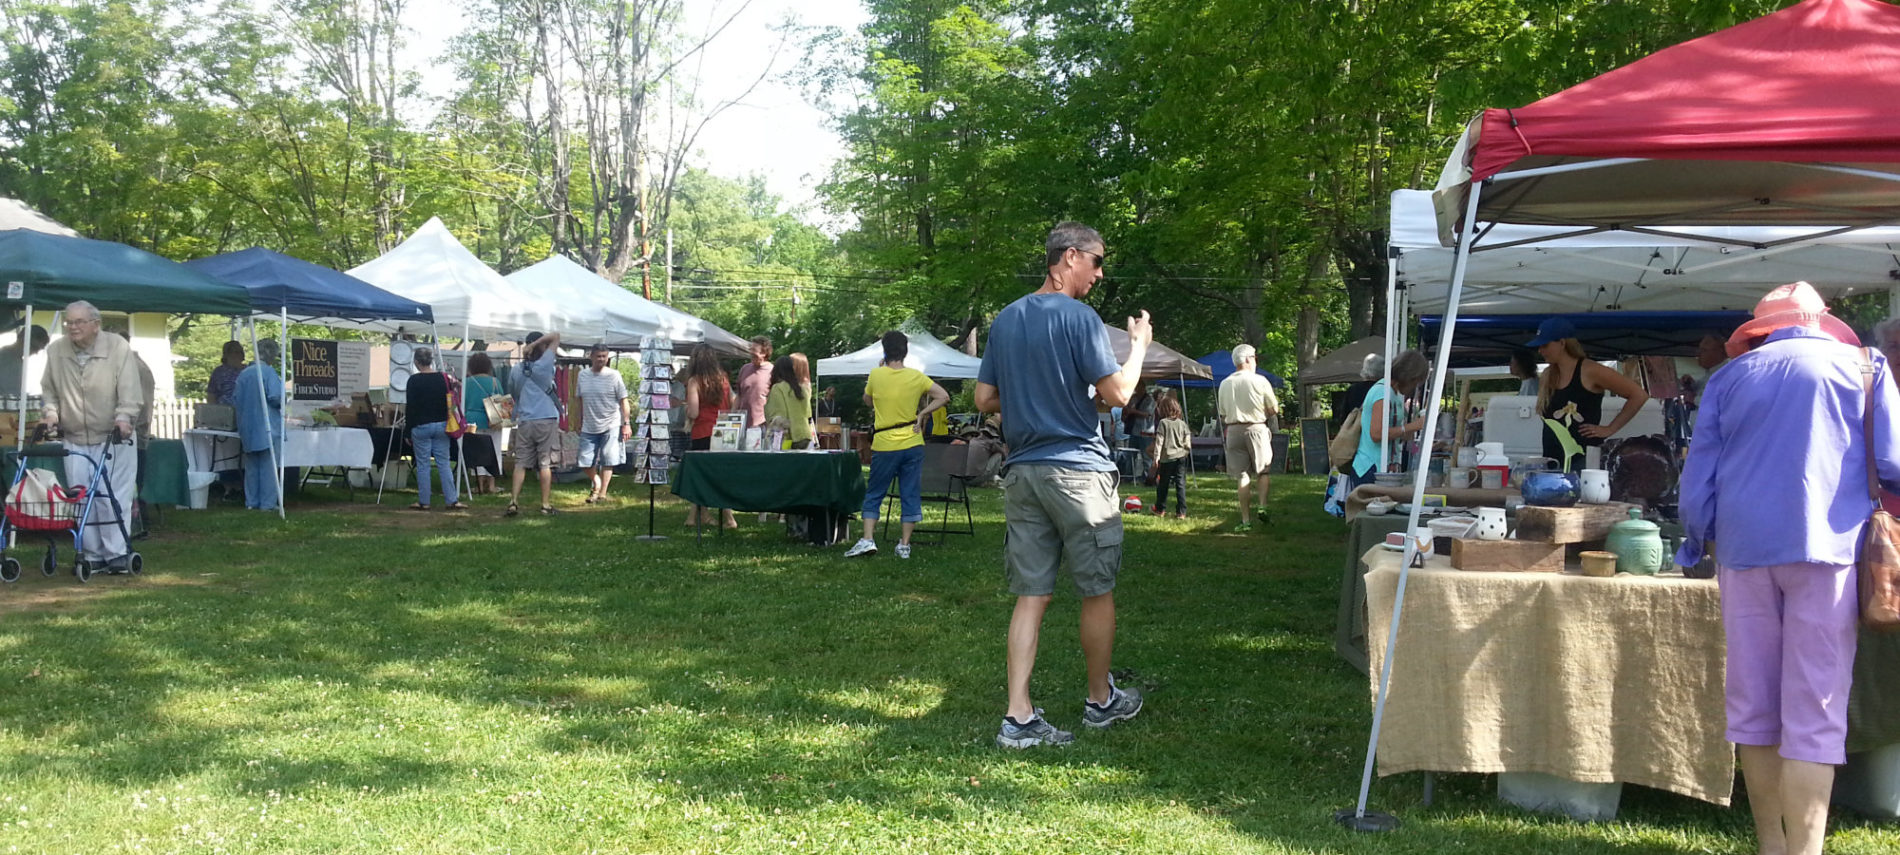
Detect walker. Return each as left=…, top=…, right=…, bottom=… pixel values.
left=0, top=438, right=142, bottom=584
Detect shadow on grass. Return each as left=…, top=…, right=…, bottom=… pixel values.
left=0, top=474, right=1817, bottom=853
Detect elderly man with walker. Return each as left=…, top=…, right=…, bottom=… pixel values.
left=38, top=300, right=142, bottom=573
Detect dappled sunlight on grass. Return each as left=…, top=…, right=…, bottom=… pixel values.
left=811, top=678, right=946, bottom=719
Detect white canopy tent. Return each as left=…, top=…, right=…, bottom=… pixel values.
left=505, top=254, right=749, bottom=357
left=344, top=218, right=573, bottom=339
left=0, top=197, right=78, bottom=236
left=817, top=324, right=983, bottom=379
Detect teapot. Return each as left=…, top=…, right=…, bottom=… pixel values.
left=1605, top=508, right=1666, bottom=575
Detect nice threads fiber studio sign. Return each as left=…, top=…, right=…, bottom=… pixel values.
left=292, top=338, right=339, bottom=401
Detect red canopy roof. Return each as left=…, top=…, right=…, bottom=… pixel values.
left=1471, top=0, right=1900, bottom=180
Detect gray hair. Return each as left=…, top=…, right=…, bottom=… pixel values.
left=1874, top=317, right=1900, bottom=349
left=1044, top=221, right=1103, bottom=267
left=256, top=338, right=281, bottom=364
left=1390, top=350, right=1430, bottom=392
left=1360, top=353, right=1386, bottom=380
left=64, top=300, right=101, bottom=321
left=413, top=346, right=434, bottom=368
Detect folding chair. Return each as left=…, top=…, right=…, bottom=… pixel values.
left=880, top=443, right=975, bottom=545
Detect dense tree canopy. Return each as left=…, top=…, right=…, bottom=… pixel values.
left=0, top=0, right=1805, bottom=404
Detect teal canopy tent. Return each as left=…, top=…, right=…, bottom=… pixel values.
left=0, top=229, right=250, bottom=315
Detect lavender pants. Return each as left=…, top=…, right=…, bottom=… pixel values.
left=1718, top=560, right=1858, bottom=765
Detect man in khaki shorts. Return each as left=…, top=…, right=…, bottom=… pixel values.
left=506, top=331, right=563, bottom=516
left=976, top=221, right=1152, bottom=748
left=1217, top=343, right=1279, bottom=532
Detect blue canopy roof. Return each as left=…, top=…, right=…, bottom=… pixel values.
left=1419, top=311, right=1749, bottom=361
left=186, top=247, right=433, bottom=324
left=1155, top=350, right=1287, bottom=389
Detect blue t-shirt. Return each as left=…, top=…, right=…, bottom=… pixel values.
left=977, top=293, right=1122, bottom=471
left=513, top=347, right=561, bottom=422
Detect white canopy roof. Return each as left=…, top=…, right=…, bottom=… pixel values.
left=0, top=198, right=77, bottom=236
left=1390, top=189, right=1900, bottom=314
left=506, top=254, right=750, bottom=356
left=818, top=325, right=984, bottom=379
left=345, top=218, right=571, bottom=337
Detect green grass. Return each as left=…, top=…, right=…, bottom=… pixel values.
left=0, top=473, right=1895, bottom=853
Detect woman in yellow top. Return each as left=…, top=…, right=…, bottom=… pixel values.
left=763, top=353, right=815, bottom=448
left=844, top=331, right=949, bottom=560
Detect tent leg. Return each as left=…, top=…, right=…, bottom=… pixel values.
left=1342, top=178, right=1484, bottom=831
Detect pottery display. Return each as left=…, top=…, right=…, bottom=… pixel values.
left=1447, top=466, right=1474, bottom=488
left=1473, top=507, right=1508, bottom=541
left=1605, top=507, right=1666, bottom=575
left=1520, top=471, right=1581, bottom=507
left=1580, top=550, right=1618, bottom=578
left=1578, top=468, right=1611, bottom=504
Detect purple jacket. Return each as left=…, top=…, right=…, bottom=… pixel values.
left=1676, top=326, right=1900, bottom=569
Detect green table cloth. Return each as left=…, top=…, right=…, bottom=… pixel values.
left=1335, top=513, right=1411, bottom=675
left=672, top=450, right=866, bottom=517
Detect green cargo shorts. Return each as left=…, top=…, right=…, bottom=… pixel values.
left=1002, top=464, right=1123, bottom=598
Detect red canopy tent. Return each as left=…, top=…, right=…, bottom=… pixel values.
left=1354, top=0, right=1900, bottom=829
left=1435, top=0, right=1900, bottom=236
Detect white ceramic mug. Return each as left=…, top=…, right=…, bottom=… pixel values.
left=1447, top=466, right=1473, bottom=488
left=1474, top=442, right=1505, bottom=467
left=1474, top=507, right=1508, bottom=541
left=1456, top=447, right=1477, bottom=467
left=1579, top=468, right=1611, bottom=504
left=1479, top=467, right=1506, bottom=490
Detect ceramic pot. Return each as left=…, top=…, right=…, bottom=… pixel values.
left=1474, top=442, right=1505, bottom=465
left=1605, top=508, right=1665, bottom=575
left=1520, top=471, right=1581, bottom=507
left=1472, top=507, right=1508, bottom=541
left=1578, top=468, right=1611, bottom=504
left=1447, top=467, right=1474, bottom=488
left=1579, top=550, right=1618, bottom=578
left=1477, top=465, right=1509, bottom=490
left=1430, top=517, right=1476, bottom=553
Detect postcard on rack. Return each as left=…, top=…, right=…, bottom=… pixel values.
left=649, top=425, right=669, bottom=441
left=647, top=364, right=673, bottom=379
left=646, top=394, right=672, bottom=410
left=648, top=466, right=669, bottom=485
left=648, top=454, right=671, bottom=470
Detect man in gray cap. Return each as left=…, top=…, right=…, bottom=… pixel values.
left=1216, top=343, right=1279, bottom=532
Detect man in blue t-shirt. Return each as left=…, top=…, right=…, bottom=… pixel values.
left=976, top=221, right=1152, bottom=748
left=506, top=330, right=562, bottom=516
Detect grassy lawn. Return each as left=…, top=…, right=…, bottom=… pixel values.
left=1, top=471, right=1895, bottom=853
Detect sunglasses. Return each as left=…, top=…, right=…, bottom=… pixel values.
left=1069, top=246, right=1105, bottom=269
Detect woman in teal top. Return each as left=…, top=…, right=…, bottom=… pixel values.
left=1349, top=349, right=1429, bottom=485
left=461, top=351, right=504, bottom=495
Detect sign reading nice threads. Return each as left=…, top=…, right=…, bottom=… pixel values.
left=291, top=338, right=341, bottom=400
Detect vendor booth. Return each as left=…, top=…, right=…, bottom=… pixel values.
left=1348, top=0, right=1900, bottom=826
left=185, top=248, right=441, bottom=513
left=506, top=254, right=749, bottom=356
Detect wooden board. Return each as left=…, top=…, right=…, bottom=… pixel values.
left=1451, top=537, right=1566, bottom=573
left=1514, top=501, right=1641, bottom=544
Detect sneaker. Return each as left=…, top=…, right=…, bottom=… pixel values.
left=996, top=714, right=1074, bottom=749
left=1233, top=522, right=1253, bottom=533
left=895, top=543, right=911, bottom=559
left=1083, top=686, right=1144, bottom=729
left=844, top=538, right=878, bottom=558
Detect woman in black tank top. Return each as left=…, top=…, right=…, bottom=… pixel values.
left=1528, top=318, right=1651, bottom=470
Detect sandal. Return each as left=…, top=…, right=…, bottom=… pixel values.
left=504, top=502, right=520, bottom=517
left=540, top=505, right=559, bottom=515
left=407, top=503, right=429, bottom=511
left=446, top=502, right=469, bottom=510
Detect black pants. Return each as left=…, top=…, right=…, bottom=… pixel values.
left=1154, top=458, right=1187, bottom=513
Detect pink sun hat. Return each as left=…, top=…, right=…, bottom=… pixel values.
left=1725, top=281, right=1861, bottom=358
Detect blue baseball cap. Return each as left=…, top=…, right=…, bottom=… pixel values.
left=1525, top=317, right=1577, bottom=347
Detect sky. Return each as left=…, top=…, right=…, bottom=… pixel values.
left=398, top=0, right=868, bottom=216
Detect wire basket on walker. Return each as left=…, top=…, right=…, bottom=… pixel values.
left=1, top=441, right=141, bottom=584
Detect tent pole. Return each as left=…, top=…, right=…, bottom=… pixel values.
left=276, top=309, right=287, bottom=520
left=1380, top=256, right=1398, bottom=472
left=15, top=302, right=31, bottom=453
left=1346, top=178, right=1484, bottom=829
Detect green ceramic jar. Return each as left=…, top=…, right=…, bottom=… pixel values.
left=1604, top=507, right=1665, bottom=576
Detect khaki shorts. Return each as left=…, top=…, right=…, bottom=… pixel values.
left=512, top=418, right=561, bottom=470
left=1224, top=423, right=1272, bottom=479
left=1002, top=464, right=1123, bottom=598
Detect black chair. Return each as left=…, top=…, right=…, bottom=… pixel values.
left=880, top=443, right=975, bottom=545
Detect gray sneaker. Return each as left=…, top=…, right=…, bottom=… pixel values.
left=1083, top=686, right=1144, bottom=728
left=996, top=714, right=1074, bottom=749
left=843, top=538, right=877, bottom=558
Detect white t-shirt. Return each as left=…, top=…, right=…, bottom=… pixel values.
left=1217, top=371, right=1279, bottom=425
left=577, top=367, right=629, bottom=435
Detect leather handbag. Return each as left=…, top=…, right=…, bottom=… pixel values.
left=1857, top=348, right=1900, bottom=632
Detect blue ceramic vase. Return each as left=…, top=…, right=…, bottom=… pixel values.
left=1520, top=471, right=1580, bottom=507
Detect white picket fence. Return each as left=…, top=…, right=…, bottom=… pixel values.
left=149, top=397, right=204, bottom=440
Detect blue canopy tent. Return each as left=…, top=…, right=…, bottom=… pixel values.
left=185, top=248, right=440, bottom=516
left=1417, top=311, right=1750, bottom=365
left=1155, top=350, right=1288, bottom=389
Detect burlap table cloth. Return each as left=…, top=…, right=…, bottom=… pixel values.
left=1362, top=547, right=1733, bottom=805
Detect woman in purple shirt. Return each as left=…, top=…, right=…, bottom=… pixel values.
left=1676, top=282, right=1900, bottom=855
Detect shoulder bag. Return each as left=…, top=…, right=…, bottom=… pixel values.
left=1327, top=408, right=1362, bottom=469
left=1857, top=347, right=1900, bottom=632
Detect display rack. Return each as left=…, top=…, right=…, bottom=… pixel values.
left=633, top=336, right=673, bottom=541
